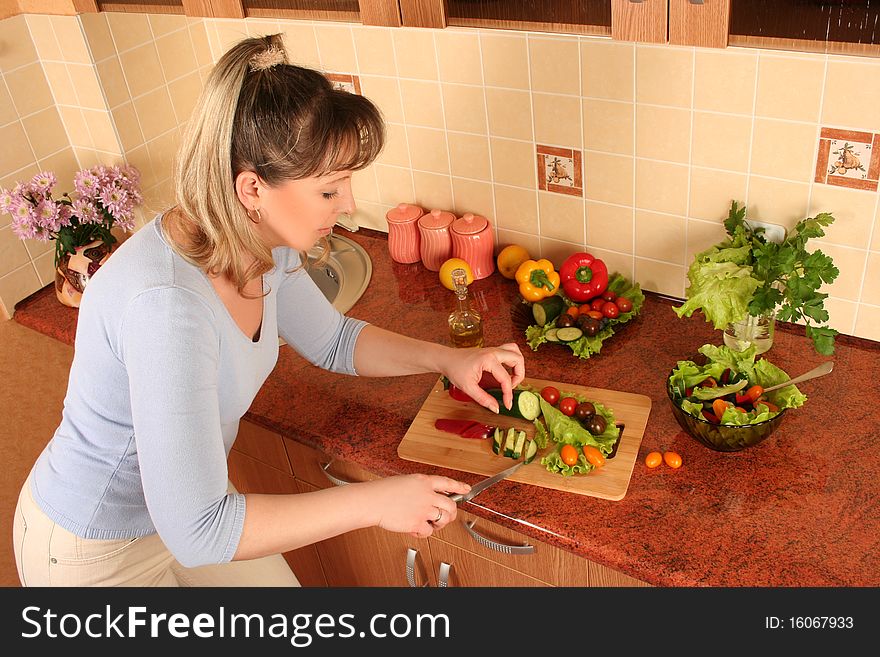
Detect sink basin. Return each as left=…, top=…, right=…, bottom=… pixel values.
left=305, top=233, right=372, bottom=314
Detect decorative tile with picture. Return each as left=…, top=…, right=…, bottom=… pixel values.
left=536, top=145, right=583, bottom=197
left=325, top=73, right=362, bottom=95
left=815, top=127, right=880, bottom=191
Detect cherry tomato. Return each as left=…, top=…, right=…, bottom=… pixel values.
left=616, top=296, right=633, bottom=313
left=559, top=397, right=578, bottom=416
left=663, top=451, right=683, bottom=469
left=565, top=305, right=580, bottom=318
left=590, top=298, right=606, bottom=312
left=583, top=445, right=606, bottom=468
left=448, top=385, right=473, bottom=403
left=712, top=398, right=730, bottom=420
left=645, top=451, right=663, bottom=468
left=560, top=444, right=579, bottom=466
left=540, top=386, right=560, bottom=406
left=601, top=301, right=620, bottom=319
left=586, top=310, right=604, bottom=320
left=702, top=377, right=717, bottom=388
left=745, top=385, right=764, bottom=404
left=601, top=290, right=616, bottom=302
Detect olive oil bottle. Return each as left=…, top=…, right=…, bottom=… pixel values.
left=448, top=268, right=483, bottom=348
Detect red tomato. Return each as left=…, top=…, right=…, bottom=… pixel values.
left=448, top=385, right=473, bottom=402
left=616, top=296, right=633, bottom=313
left=559, top=397, right=578, bottom=416
left=601, top=290, right=616, bottom=302
left=735, top=392, right=750, bottom=405
left=540, top=386, right=560, bottom=405
left=583, top=445, right=606, bottom=468
left=590, top=298, right=606, bottom=312
left=560, top=444, right=579, bottom=466
left=601, top=301, right=620, bottom=319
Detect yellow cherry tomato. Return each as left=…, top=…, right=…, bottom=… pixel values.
left=438, top=258, right=474, bottom=290
left=645, top=451, right=663, bottom=468
left=583, top=445, right=606, bottom=468
left=560, top=444, right=579, bottom=466
left=496, top=244, right=531, bottom=280
left=663, top=451, right=683, bottom=469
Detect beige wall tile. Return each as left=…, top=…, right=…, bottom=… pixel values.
left=38, top=148, right=78, bottom=194
left=399, top=79, right=443, bottom=128
left=352, top=200, right=387, bottom=232
left=686, top=218, right=728, bottom=263
left=133, top=87, right=176, bottom=142
left=584, top=151, right=633, bottom=205
left=0, top=225, right=30, bottom=276
left=540, top=236, right=583, bottom=268
left=858, top=252, right=880, bottom=304
left=874, top=203, right=880, bottom=251
left=635, top=159, right=688, bottom=215
left=412, top=170, right=453, bottom=210
left=51, top=16, right=91, bottom=65
left=406, top=126, right=448, bottom=174
left=41, top=62, right=76, bottom=106
left=68, top=64, right=106, bottom=111
left=360, top=75, right=403, bottom=123
left=533, top=93, right=581, bottom=149
left=691, top=112, right=751, bottom=172
left=583, top=99, right=633, bottom=154
left=21, top=107, right=67, bottom=159
left=25, top=15, right=61, bottom=61
left=588, top=246, right=634, bottom=280
left=481, top=33, right=528, bottom=90
left=489, top=138, right=535, bottom=189
left=315, top=24, right=356, bottom=73
left=436, top=31, right=481, bottom=85
left=4, top=63, right=52, bottom=116
left=111, top=102, right=144, bottom=152
left=0, top=79, right=16, bottom=125
left=854, top=303, right=880, bottom=341
left=280, top=23, right=320, bottom=69
left=636, top=46, right=692, bottom=108
left=145, top=128, right=178, bottom=181
left=538, top=191, right=584, bottom=242
left=451, top=177, right=493, bottom=219
left=447, top=132, right=490, bottom=181
left=822, top=59, right=880, bottom=133
left=244, top=20, right=280, bottom=38
left=374, top=164, right=413, bottom=205
left=485, top=87, right=532, bottom=140
left=58, top=106, right=90, bottom=148
left=635, top=210, right=685, bottom=263
left=0, top=15, right=37, bottom=71
left=350, top=166, right=379, bottom=204
left=149, top=13, right=187, bottom=38
left=120, top=43, right=165, bottom=99
left=168, top=71, right=202, bottom=123
left=689, top=168, right=747, bottom=221
left=635, top=105, right=690, bottom=163
left=755, top=55, right=824, bottom=123
left=376, top=122, right=409, bottom=167
left=80, top=12, right=115, bottom=62
left=0, top=262, right=40, bottom=313
left=23, top=231, right=53, bottom=259
left=750, top=119, right=817, bottom=182
left=393, top=29, right=437, bottom=80
left=442, top=84, right=486, bottom=134
left=582, top=40, right=633, bottom=102
left=352, top=27, right=396, bottom=76
left=156, top=29, right=198, bottom=84
left=0, top=121, right=35, bottom=172
left=635, top=257, right=685, bottom=297
left=809, top=184, right=875, bottom=249
left=96, top=57, right=130, bottom=109
left=494, top=185, right=537, bottom=234
left=124, top=144, right=154, bottom=190
left=31, top=247, right=55, bottom=287
left=818, top=243, right=867, bottom=301
left=694, top=49, right=756, bottom=115
left=586, top=201, right=633, bottom=254
left=746, top=177, right=809, bottom=229
left=189, top=23, right=212, bottom=68
left=496, top=228, right=540, bottom=260
left=821, top=296, right=856, bottom=334
left=106, top=12, right=153, bottom=53
left=529, top=36, right=579, bottom=95
left=83, top=109, right=119, bottom=153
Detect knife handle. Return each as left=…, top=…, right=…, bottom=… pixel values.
left=448, top=492, right=465, bottom=503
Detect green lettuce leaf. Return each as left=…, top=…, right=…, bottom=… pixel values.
left=538, top=397, right=619, bottom=476
left=753, top=359, right=807, bottom=409
left=681, top=399, right=704, bottom=418
left=673, top=260, right=761, bottom=330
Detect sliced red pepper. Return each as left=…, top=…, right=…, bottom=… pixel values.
left=720, top=368, right=730, bottom=385
left=735, top=393, right=750, bottom=405
left=434, top=418, right=494, bottom=439
left=558, top=252, right=609, bottom=302
left=755, top=400, right=779, bottom=414
left=448, top=385, right=474, bottom=403
left=701, top=410, right=720, bottom=424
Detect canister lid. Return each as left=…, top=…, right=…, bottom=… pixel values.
left=386, top=202, right=424, bottom=224
left=417, top=208, right=455, bottom=230
left=451, top=212, right=489, bottom=235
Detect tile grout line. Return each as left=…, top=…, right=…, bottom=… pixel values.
left=683, top=46, right=696, bottom=297
left=630, top=42, right=637, bottom=281
left=386, top=31, right=416, bottom=209
left=744, top=49, right=761, bottom=211
left=524, top=32, right=541, bottom=258
left=474, top=30, right=500, bottom=247
left=578, top=36, right=586, bottom=249
left=347, top=23, right=381, bottom=212
left=430, top=30, right=456, bottom=213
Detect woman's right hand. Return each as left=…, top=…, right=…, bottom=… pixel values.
left=362, top=474, right=471, bottom=538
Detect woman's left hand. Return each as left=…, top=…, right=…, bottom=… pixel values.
left=442, top=342, right=525, bottom=414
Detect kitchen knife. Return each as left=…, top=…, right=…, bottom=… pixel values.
left=448, top=458, right=532, bottom=504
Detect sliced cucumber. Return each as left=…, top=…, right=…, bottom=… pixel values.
left=502, top=427, right=517, bottom=457
left=544, top=328, right=560, bottom=343
left=555, top=327, right=584, bottom=343
left=532, top=296, right=565, bottom=326
left=523, top=439, right=538, bottom=464
left=492, top=427, right=503, bottom=454
left=488, top=389, right=541, bottom=421
left=511, top=430, right=526, bottom=459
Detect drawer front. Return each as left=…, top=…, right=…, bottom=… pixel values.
left=426, top=537, right=549, bottom=587
left=284, top=438, right=381, bottom=489
left=234, top=420, right=292, bottom=475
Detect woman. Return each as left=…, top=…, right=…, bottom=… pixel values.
left=13, top=34, right=524, bottom=587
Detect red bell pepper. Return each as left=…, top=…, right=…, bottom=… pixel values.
left=558, top=252, right=609, bottom=302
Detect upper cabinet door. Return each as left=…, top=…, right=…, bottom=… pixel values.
left=444, top=0, right=612, bottom=36
left=669, top=0, right=730, bottom=48
left=610, top=0, right=666, bottom=43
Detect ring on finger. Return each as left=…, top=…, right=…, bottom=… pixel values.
left=432, top=507, right=443, bottom=523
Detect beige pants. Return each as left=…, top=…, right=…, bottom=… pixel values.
left=13, top=475, right=300, bottom=587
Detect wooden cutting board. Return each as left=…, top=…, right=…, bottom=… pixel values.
left=398, top=376, right=652, bottom=501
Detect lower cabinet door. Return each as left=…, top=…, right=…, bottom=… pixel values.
left=426, top=537, right=549, bottom=587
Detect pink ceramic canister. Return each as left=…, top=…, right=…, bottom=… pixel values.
left=417, top=209, right=455, bottom=271
left=451, top=212, right=495, bottom=279
left=385, top=203, right=424, bottom=264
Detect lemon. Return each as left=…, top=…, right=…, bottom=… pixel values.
left=439, top=258, right=474, bottom=290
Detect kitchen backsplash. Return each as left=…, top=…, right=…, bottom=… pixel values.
left=1, top=12, right=878, bottom=340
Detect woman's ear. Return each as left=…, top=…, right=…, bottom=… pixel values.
left=235, top=170, right=263, bottom=210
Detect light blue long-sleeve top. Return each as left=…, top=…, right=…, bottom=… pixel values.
left=30, top=215, right=367, bottom=567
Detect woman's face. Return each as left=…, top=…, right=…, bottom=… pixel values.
left=251, top=170, right=355, bottom=251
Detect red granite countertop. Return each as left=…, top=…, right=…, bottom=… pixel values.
left=15, top=228, right=880, bottom=587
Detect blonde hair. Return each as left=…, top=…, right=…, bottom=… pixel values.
left=169, top=34, right=385, bottom=294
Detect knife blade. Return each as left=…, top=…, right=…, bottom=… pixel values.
left=448, top=458, right=531, bottom=504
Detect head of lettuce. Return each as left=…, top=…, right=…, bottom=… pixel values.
left=673, top=201, right=840, bottom=355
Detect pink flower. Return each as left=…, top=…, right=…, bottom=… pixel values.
left=0, top=188, right=13, bottom=214
left=30, top=171, right=56, bottom=195
left=74, top=170, right=101, bottom=198
left=72, top=198, right=99, bottom=224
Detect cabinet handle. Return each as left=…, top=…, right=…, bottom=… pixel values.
left=464, top=520, right=536, bottom=555
left=320, top=461, right=353, bottom=487
left=438, top=561, right=452, bottom=587
left=405, top=548, right=428, bottom=587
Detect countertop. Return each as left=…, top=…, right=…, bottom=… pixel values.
left=15, top=228, right=880, bottom=587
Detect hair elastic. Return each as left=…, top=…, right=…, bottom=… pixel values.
left=249, top=45, right=286, bottom=72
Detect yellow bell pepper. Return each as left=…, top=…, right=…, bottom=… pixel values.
left=514, top=259, right=560, bottom=302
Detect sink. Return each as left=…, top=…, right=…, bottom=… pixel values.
left=305, top=233, right=372, bottom=314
